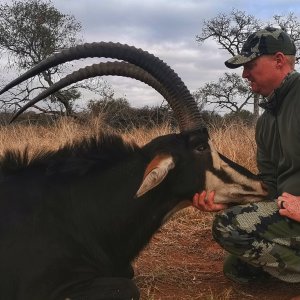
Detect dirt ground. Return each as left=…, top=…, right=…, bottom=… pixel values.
left=133, top=209, right=300, bottom=300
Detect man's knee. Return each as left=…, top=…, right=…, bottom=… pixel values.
left=212, top=209, right=255, bottom=254
left=212, top=202, right=280, bottom=256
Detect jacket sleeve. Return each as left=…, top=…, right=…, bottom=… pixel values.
left=255, top=117, right=277, bottom=199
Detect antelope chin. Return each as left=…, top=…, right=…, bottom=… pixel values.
left=213, top=193, right=268, bottom=204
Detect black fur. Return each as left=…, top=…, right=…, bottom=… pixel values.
left=0, top=133, right=138, bottom=177
left=0, top=129, right=209, bottom=300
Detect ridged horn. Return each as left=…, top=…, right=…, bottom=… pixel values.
left=10, top=62, right=174, bottom=123
left=3, top=42, right=204, bottom=131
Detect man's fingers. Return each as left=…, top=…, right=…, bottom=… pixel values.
left=282, top=192, right=293, bottom=197
left=206, top=191, right=215, bottom=203
left=193, top=190, right=215, bottom=211
left=199, top=191, right=207, bottom=201
left=206, top=191, right=216, bottom=208
left=193, top=191, right=206, bottom=208
left=279, top=208, right=288, bottom=217
left=210, top=202, right=228, bottom=211
left=278, top=193, right=300, bottom=222
left=205, top=191, right=228, bottom=211
left=277, top=198, right=286, bottom=209
left=193, top=190, right=227, bottom=212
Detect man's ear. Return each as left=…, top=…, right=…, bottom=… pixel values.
left=135, top=154, right=175, bottom=198
left=274, top=51, right=285, bottom=68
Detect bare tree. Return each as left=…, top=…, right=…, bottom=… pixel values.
left=194, top=73, right=252, bottom=113
left=272, top=13, right=300, bottom=63
left=196, top=9, right=261, bottom=56
left=0, top=0, right=82, bottom=115
left=196, top=9, right=261, bottom=119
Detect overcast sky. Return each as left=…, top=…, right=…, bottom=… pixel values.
left=5, top=0, right=300, bottom=111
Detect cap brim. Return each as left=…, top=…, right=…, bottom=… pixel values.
left=224, top=53, right=258, bottom=69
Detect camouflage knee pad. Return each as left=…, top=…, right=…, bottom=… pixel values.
left=212, top=201, right=300, bottom=282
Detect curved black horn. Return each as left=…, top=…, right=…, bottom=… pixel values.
left=3, top=42, right=204, bottom=131
left=10, top=62, right=174, bottom=124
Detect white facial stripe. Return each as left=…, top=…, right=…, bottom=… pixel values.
left=206, top=139, right=266, bottom=204
left=205, top=170, right=232, bottom=203
left=205, top=170, right=224, bottom=191
left=208, top=140, right=257, bottom=188
left=205, top=170, right=260, bottom=204
left=221, top=163, right=257, bottom=187
left=208, top=140, right=221, bottom=170
left=208, top=139, right=217, bottom=152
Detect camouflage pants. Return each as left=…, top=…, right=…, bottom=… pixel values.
left=212, top=200, right=300, bottom=283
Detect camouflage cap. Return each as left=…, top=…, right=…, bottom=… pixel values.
left=225, top=27, right=296, bottom=69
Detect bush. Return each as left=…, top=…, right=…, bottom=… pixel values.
left=86, top=98, right=176, bottom=130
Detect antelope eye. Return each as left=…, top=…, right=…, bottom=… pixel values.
left=195, top=144, right=207, bottom=152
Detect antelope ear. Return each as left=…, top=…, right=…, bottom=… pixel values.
left=135, top=154, right=175, bottom=198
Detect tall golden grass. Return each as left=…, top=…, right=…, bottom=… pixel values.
left=0, top=117, right=257, bottom=173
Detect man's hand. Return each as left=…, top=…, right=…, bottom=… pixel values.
left=277, top=192, right=300, bottom=222
left=192, top=191, right=228, bottom=212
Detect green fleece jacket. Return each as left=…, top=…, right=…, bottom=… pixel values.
left=256, top=71, right=300, bottom=199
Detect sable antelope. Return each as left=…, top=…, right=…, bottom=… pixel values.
left=0, top=42, right=267, bottom=300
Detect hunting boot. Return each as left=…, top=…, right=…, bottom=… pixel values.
left=223, top=254, right=271, bottom=284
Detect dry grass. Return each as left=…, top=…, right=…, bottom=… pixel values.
left=0, top=117, right=262, bottom=300
left=0, top=118, right=256, bottom=169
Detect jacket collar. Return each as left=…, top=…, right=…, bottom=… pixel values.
left=259, top=70, right=299, bottom=114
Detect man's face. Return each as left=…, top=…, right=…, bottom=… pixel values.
left=242, top=55, right=278, bottom=97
